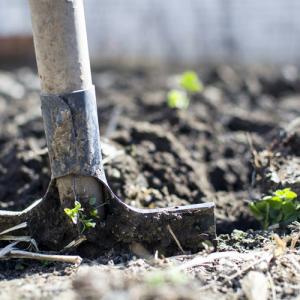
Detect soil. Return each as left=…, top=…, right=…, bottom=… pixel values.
left=1, top=65, right=300, bottom=299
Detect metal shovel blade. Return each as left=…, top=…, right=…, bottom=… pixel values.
left=0, top=180, right=215, bottom=255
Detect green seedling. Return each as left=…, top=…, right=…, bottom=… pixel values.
left=64, top=200, right=96, bottom=233
left=167, top=89, right=189, bottom=109
left=64, top=201, right=82, bottom=224
left=249, top=188, right=299, bottom=229
left=180, top=70, right=203, bottom=93
left=80, top=218, right=96, bottom=232
left=167, top=70, right=203, bottom=109
left=90, top=208, right=99, bottom=218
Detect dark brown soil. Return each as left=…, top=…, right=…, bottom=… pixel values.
left=1, top=65, right=300, bottom=299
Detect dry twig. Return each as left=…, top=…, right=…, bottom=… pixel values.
left=224, top=252, right=273, bottom=283
left=0, top=222, right=82, bottom=265
left=7, top=249, right=82, bottom=265
left=0, top=222, right=27, bottom=236
left=176, top=251, right=266, bottom=271
left=167, top=224, right=185, bottom=254
left=62, top=235, right=87, bottom=253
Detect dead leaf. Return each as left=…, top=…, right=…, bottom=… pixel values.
left=273, top=234, right=286, bottom=257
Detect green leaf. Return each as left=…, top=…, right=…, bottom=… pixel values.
left=249, top=202, right=263, bottom=219
left=282, top=201, right=297, bottom=219
left=82, top=219, right=96, bottom=229
left=64, top=208, right=72, bottom=216
left=167, top=89, right=189, bottom=109
left=268, top=198, right=283, bottom=210
left=74, top=201, right=82, bottom=210
left=255, top=200, right=269, bottom=213
left=270, top=195, right=281, bottom=202
left=89, top=197, right=97, bottom=206
left=90, top=208, right=99, bottom=218
left=64, top=201, right=82, bottom=224
left=274, top=188, right=297, bottom=201
left=249, top=188, right=299, bottom=229
left=269, top=207, right=282, bottom=224
left=64, top=208, right=77, bottom=223
left=180, top=71, right=203, bottom=93
left=64, top=201, right=97, bottom=232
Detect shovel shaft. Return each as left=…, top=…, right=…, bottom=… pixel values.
left=29, top=0, right=103, bottom=207
left=29, top=0, right=91, bottom=93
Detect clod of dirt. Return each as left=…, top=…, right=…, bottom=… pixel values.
left=254, top=125, right=300, bottom=195
left=107, top=120, right=210, bottom=208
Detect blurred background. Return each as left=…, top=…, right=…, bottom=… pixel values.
left=1, top=0, right=300, bottom=67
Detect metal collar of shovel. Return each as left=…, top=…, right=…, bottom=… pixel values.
left=0, top=86, right=216, bottom=256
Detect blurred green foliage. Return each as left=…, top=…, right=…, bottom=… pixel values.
left=167, top=89, right=189, bottom=109
left=249, top=188, right=299, bottom=229
left=167, top=70, right=203, bottom=109
left=180, top=71, right=203, bottom=93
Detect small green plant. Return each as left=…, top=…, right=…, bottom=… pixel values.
left=180, top=71, right=203, bottom=93
left=167, top=70, right=203, bottom=109
left=64, top=200, right=82, bottom=224
left=167, top=89, right=189, bottom=109
left=90, top=208, right=99, bottom=218
left=64, top=200, right=96, bottom=233
left=249, top=188, right=299, bottom=229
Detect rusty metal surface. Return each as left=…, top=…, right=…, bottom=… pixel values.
left=41, top=87, right=106, bottom=182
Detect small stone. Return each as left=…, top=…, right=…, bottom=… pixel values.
left=241, top=271, right=269, bottom=300
left=111, top=169, right=121, bottom=179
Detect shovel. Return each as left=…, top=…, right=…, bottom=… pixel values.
left=0, top=0, right=215, bottom=256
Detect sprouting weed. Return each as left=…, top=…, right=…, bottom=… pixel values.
left=64, top=201, right=82, bottom=224
left=64, top=199, right=97, bottom=233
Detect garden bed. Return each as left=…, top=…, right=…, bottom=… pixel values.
left=0, top=65, right=300, bottom=299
